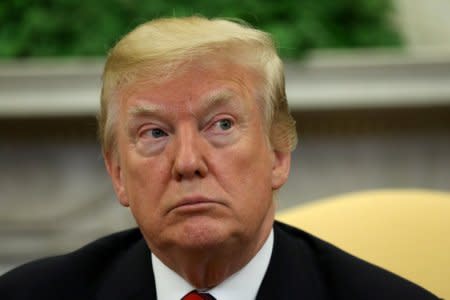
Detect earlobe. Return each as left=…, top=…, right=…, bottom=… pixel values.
left=271, top=150, right=291, bottom=190
left=104, top=151, right=130, bottom=207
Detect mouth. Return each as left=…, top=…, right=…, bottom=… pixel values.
left=171, top=195, right=222, bottom=213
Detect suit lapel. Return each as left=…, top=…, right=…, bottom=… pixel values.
left=256, top=222, right=328, bottom=300
left=96, top=238, right=157, bottom=300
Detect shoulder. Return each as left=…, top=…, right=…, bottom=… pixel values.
left=0, top=228, right=144, bottom=299
left=273, top=221, right=440, bottom=299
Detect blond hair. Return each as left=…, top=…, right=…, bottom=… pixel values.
left=99, top=16, right=297, bottom=155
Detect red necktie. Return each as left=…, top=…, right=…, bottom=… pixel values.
left=182, top=290, right=216, bottom=300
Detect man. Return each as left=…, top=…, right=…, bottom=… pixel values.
left=0, top=16, right=440, bottom=299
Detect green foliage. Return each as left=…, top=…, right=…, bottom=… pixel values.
left=0, top=0, right=402, bottom=58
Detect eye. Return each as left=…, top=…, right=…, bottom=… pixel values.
left=145, top=128, right=168, bottom=138
left=216, top=119, right=233, bottom=131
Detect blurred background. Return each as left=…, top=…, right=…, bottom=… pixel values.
left=0, top=0, right=449, bottom=274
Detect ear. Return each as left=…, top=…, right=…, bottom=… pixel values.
left=104, top=151, right=130, bottom=207
left=271, top=150, right=291, bottom=190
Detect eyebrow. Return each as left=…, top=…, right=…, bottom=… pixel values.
left=128, top=103, right=163, bottom=117
left=126, top=89, right=243, bottom=128
left=126, top=103, right=164, bottom=133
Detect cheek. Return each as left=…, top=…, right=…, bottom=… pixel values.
left=216, top=136, right=273, bottom=198
left=123, top=155, right=170, bottom=211
left=217, top=147, right=274, bottom=230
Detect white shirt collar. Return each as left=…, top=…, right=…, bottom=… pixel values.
left=152, top=229, right=274, bottom=300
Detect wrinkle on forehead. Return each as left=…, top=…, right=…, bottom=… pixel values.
left=127, top=88, right=245, bottom=122
left=121, top=57, right=261, bottom=124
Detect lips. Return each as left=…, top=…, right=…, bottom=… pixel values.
left=178, top=196, right=216, bottom=206
left=170, top=195, right=222, bottom=212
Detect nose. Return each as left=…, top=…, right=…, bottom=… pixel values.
left=172, top=126, right=208, bottom=181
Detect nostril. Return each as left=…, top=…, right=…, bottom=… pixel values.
left=173, top=169, right=202, bottom=181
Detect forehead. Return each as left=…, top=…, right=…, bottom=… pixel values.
left=120, top=59, right=261, bottom=115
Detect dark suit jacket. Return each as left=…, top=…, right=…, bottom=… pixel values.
left=0, top=221, right=440, bottom=299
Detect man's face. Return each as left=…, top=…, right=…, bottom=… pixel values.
left=106, top=59, right=291, bottom=258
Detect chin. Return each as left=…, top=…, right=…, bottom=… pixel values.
left=174, top=216, right=235, bottom=249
